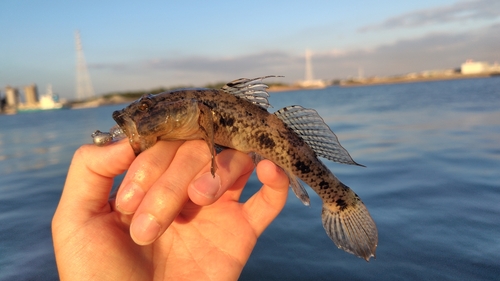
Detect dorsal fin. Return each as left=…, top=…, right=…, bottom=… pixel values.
left=274, top=105, right=364, bottom=166
left=221, top=76, right=281, bottom=109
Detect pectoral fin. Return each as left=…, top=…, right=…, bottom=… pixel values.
left=197, top=103, right=218, bottom=176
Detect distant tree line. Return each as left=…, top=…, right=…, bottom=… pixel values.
left=101, top=81, right=288, bottom=100
left=102, top=85, right=193, bottom=100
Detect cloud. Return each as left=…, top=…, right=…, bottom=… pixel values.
left=314, top=23, right=500, bottom=77
left=359, top=0, right=500, bottom=32
left=88, top=23, right=499, bottom=94
left=88, top=51, right=300, bottom=78
left=144, top=51, right=299, bottom=76
left=88, top=62, right=129, bottom=72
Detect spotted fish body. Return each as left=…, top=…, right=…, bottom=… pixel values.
left=109, top=77, right=378, bottom=261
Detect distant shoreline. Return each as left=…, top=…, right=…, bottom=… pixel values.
left=338, top=72, right=499, bottom=87
left=267, top=72, right=499, bottom=92
left=10, top=74, right=495, bottom=113
left=70, top=74, right=500, bottom=109
left=268, top=85, right=303, bottom=92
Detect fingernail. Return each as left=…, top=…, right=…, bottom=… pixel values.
left=192, top=173, right=221, bottom=199
left=116, top=182, right=144, bottom=214
left=131, top=213, right=161, bottom=245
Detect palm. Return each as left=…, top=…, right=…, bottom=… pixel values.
left=159, top=197, right=257, bottom=280
left=53, top=141, right=288, bottom=281
left=82, top=177, right=256, bottom=280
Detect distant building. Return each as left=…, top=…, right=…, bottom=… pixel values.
left=461, top=60, right=490, bottom=75
left=24, top=84, right=39, bottom=106
left=5, top=86, right=19, bottom=107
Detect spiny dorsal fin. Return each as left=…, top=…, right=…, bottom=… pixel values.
left=274, top=105, right=364, bottom=166
left=221, top=76, right=282, bottom=109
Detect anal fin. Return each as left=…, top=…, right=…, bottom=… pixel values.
left=285, top=171, right=310, bottom=206
left=250, top=153, right=310, bottom=206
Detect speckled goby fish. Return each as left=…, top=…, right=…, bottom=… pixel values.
left=97, top=76, right=378, bottom=261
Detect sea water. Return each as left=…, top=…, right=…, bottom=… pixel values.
left=1, top=77, right=499, bottom=280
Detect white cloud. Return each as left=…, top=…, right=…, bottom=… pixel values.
left=87, top=23, right=499, bottom=95
left=315, top=23, right=500, bottom=77
left=359, top=0, right=500, bottom=32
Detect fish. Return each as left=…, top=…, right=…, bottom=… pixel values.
left=100, top=76, right=378, bottom=261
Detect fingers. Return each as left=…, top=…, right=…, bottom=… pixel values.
left=243, top=160, right=290, bottom=237
left=128, top=140, right=214, bottom=245
left=113, top=138, right=284, bottom=245
left=115, top=140, right=184, bottom=214
left=187, top=149, right=254, bottom=206
left=129, top=145, right=255, bottom=245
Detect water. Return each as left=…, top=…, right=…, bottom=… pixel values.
left=1, top=78, right=499, bottom=280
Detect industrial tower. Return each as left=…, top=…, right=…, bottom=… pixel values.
left=305, top=49, right=314, bottom=82
left=297, top=49, right=326, bottom=88
left=75, top=30, right=95, bottom=100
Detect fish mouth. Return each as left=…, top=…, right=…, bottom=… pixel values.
left=112, top=109, right=142, bottom=155
left=112, top=109, right=131, bottom=131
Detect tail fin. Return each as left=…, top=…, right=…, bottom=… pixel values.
left=321, top=200, right=378, bottom=261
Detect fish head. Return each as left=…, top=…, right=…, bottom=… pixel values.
left=112, top=93, right=164, bottom=155
left=113, top=93, right=201, bottom=155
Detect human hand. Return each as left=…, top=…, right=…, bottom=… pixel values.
left=52, top=139, right=289, bottom=281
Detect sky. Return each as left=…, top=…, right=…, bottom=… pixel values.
left=1, top=0, right=499, bottom=100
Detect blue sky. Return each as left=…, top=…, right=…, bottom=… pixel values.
left=1, top=0, right=499, bottom=100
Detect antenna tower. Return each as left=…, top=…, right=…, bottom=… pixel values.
left=305, top=49, right=314, bottom=81
left=75, top=30, right=95, bottom=100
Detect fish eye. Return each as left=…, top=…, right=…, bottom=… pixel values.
left=138, top=102, right=149, bottom=111
left=137, top=95, right=154, bottom=112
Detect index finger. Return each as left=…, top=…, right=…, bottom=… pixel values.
left=57, top=139, right=135, bottom=217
